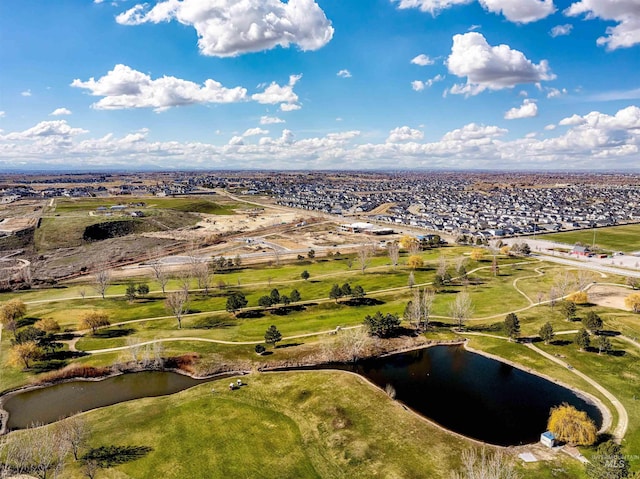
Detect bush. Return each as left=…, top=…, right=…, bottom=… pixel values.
left=255, top=344, right=266, bottom=355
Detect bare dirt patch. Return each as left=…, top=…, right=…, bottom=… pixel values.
left=588, top=284, right=633, bottom=311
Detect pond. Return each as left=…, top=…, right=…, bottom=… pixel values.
left=1, top=371, right=224, bottom=430
left=1, top=346, right=603, bottom=446
left=334, top=345, right=603, bottom=446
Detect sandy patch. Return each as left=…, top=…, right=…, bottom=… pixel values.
left=588, top=284, right=632, bottom=311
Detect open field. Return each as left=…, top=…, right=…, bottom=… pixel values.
left=543, top=223, right=640, bottom=254
left=2, top=211, right=640, bottom=477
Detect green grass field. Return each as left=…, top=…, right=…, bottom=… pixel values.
left=543, top=223, right=640, bottom=253
left=2, top=246, right=640, bottom=477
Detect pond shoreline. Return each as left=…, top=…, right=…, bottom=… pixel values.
left=0, top=335, right=610, bottom=446
left=463, top=341, right=612, bottom=435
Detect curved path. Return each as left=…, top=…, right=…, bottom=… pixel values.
left=87, top=325, right=362, bottom=354
left=462, top=330, right=629, bottom=443
left=524, top=342, right=628, bottom=443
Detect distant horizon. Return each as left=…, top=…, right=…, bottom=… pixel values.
left=2, top=167, right=640, bottom=176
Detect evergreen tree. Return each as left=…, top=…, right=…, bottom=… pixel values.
left=330, top=284, right=343, bottom=302
left=504, top=313, right=520, bottom=341
left=290, top=289, right=301, bottom=303
left=226, top=292, right=248, bottom=316
left=583, top=311, right=603, bottom=333
left=575, top=328, right=591, bottom=351
left=539, top=322, right=555, bottom=344
left=264, top=325, right=282, bottom=347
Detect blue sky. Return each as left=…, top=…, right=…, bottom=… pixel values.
left=1, top=0, right=639, bottom=171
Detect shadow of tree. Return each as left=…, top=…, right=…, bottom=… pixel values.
left=237, top=310, right=264, bottom=319
left=82, top=445, right=153, bottom=468
left=275, top=342, right=303, bottom=349
left=270, top=305, right=306, bottom=316
left=191, top=317, right=235, bottom=329
left=342, top=298, right=384, bottom=307
left=93, top=328, right=135, bottom=339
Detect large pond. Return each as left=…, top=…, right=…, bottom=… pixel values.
left=335, top=345, right=603, bottom=446
left=1, top=346, right=603, bottom=446
left=1, top=371, right=222, bottom=430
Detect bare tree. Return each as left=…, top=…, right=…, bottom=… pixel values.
left=272, top=246, right=281, bottom=266
left=408, top=240, right=421, bottom=255
left=552, top=271, right=577, bottom=299
left=450, top=448, right=521, bottom=479
left=437, top=255, right=448, bottom=278
left=420, top=287, right=435, bottom=330
left=57, top=415, right=90, bottom=461
left=10, top=424, right=70, bottom=479
left=92, top=265, right=111, bottom=299
left=193, top=260, right=211, bottom=295
left=408, top=271, right=415, bottom=289
left=337, top=328, right=372, bottom=362
left=404, top=293, right=421, bottom=329
left=548, top=285, right=561, bottom=308
left=576, top=269, right=596, bottom=290
left=152, top=341, right=164, bottom=368
left=78, top=287, right=86, bottom=300
left=81, top=459, right=99, bottom=479
left=150, top=259, right=169, bottom=294
left=126, top=337, right=142, bottom=362
left=387, top=242, right=400, bottom=268
left=165, top=290, right=189, bottom=329
left=450, top=291, right=473, bottom=330
left=405, top=288, right=435, bottom=331
left=176, top=271, right=192, bottom=295
left=357, top=243, right=374, bottom=274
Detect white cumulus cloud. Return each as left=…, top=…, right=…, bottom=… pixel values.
left=504, top=99, right=538, bottom=119
left=559, top=114, right=586, bottom=126
left=50, top=108, right=72, bottom=116
left=71, top=64, right=247, bottom=111
left=412, top=75, right=445, bottom=91
left=116, top=0, right=334, bottom=57
left=252, top=74, right=302, bottom=111
left=387, top=126, right=424, bottom=143
left=392, top=0, right=472, bottom=15
left=21, top=90, right=32, bottom=97
left=546, top=87, right=567, bottom=98
left=393, top=0, right=554, bottom=22
left=411, top=54, right=435, bottom=66
left=550, top=24, right=573, bottom=37
left=260, top=116, right=285, bottom=125
left=2, top=107, right=640, bottom=169
left=446, top=32, right=555, bottom=95
left=479, top=0, right=555, bottom=23
left=3, top=120, right=87, bottom=140
left=243, top=128, right=269, bottom=137
left=337, top=69, right=352, bottom=78
left=565, top=0, right=640, bottom=50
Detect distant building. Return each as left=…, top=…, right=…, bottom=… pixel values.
left=572, top=245, right=590, bottom=256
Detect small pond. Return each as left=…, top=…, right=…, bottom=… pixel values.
left=1, top=371, right=224, bottom=430
left=334, top=345, right=603, bottom=446
left=1, top=346, right=603, bottom=446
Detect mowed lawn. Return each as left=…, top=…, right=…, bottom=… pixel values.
left=543, top=223, right=640, bottom=253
